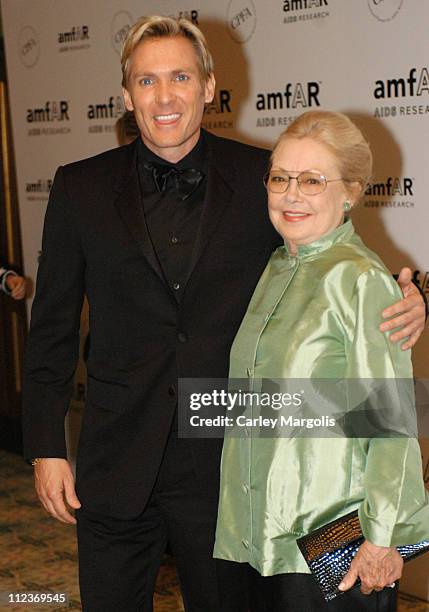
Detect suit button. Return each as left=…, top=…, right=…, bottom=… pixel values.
left=173, top=282, right=180, bottom=291
left=178, top=332, right=188, bottom=343
left=168, top=386, right=176, bottom=397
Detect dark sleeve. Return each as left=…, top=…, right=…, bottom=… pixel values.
left=414, top=279, right=429, bottom=319
left=0, top=263, right=17, bottom=295
left=22, top=166, right=85, bottom=460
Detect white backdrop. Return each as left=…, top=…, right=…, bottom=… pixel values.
left=1, top=0, right=428, bottom=598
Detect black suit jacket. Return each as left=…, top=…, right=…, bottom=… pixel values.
left=23, top=130, right=281, bottom=518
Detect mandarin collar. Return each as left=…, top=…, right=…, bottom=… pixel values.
left=281, top=219, right=355, bottom=260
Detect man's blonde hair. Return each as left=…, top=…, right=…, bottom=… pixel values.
left=121, top=15, right=214, bottom=87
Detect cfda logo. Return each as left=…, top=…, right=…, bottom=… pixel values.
left=111, top=11, right=134, bottom=56
left=19, top=26, right=40, bottom=68
left=367, top=0, right=403, bottom=22
left=227, top=0, right=257, bottom=44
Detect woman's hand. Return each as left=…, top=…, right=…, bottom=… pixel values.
left=338, top=540, right=403, bottom=594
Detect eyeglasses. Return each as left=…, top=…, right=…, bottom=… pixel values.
left=263, top=170, right=346, bottom=196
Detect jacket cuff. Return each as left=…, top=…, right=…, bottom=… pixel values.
left=413, top=278, right=429, bottom=319
left=358, top=503, right=395, bottom=547
left=1, top=269, right=17, bottom=295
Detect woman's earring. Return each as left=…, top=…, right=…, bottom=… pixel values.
left=343, top=201, right=352, bottom=212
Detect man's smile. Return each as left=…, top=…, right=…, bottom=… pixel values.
left=153, top=112, right=182, bottom=124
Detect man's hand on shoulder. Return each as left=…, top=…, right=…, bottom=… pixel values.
left=380, top=267, right=426, bottom=350
left=34, top=458, right=81, bottom=524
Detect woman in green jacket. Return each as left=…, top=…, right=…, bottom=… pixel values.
left=214, top=111, right=429, bottom=611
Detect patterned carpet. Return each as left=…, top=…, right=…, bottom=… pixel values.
left=0, top=448, right=427, bottom=611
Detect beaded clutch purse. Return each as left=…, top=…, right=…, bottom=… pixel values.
left=296, top=510, right=429, bottom=602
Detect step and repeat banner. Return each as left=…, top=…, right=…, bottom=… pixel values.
left=1, top=0, right=428, bottom=596
left=1, top=0, right=428, bottom=375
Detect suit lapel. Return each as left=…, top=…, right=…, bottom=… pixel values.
left=185, top=134, right=234, bottom=286
left=113, top=142, right=165, bottom=284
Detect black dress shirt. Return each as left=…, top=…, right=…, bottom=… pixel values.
left=137, top=133, right=208, bottom=302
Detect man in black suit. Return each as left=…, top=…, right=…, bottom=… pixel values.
left=23, top=16, right=426, bottom=612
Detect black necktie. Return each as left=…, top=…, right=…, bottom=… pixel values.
left=144, top=162, right=205, bottom=201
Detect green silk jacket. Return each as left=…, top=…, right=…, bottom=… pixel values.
left=213, top=220, right=429, bottom=576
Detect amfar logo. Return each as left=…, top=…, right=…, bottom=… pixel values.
left=283, top=0, right=328, bottom=12
left=205, top=90, right=232, bottom=114
left=87, top=96, right=125, bottom=120
left=374, top=68, right=429, bottom=99
left=111, top=11, right=134, bottom=56
left=26, top=179, right=53, bottom=193
left=365, top=177, right=413, bottom=197
left=203, top=89, right=234, bottom=129
left=256, top=82, right=320, bottom=110
left=19, top=26, right=40, bottom=68
left=58, top=26, right=89, bottom=44
left=27, top=102, right=70, bottom=123
left=367, top=0, right=403, bottom=22
left=227, top=0, right=257, bottom=44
